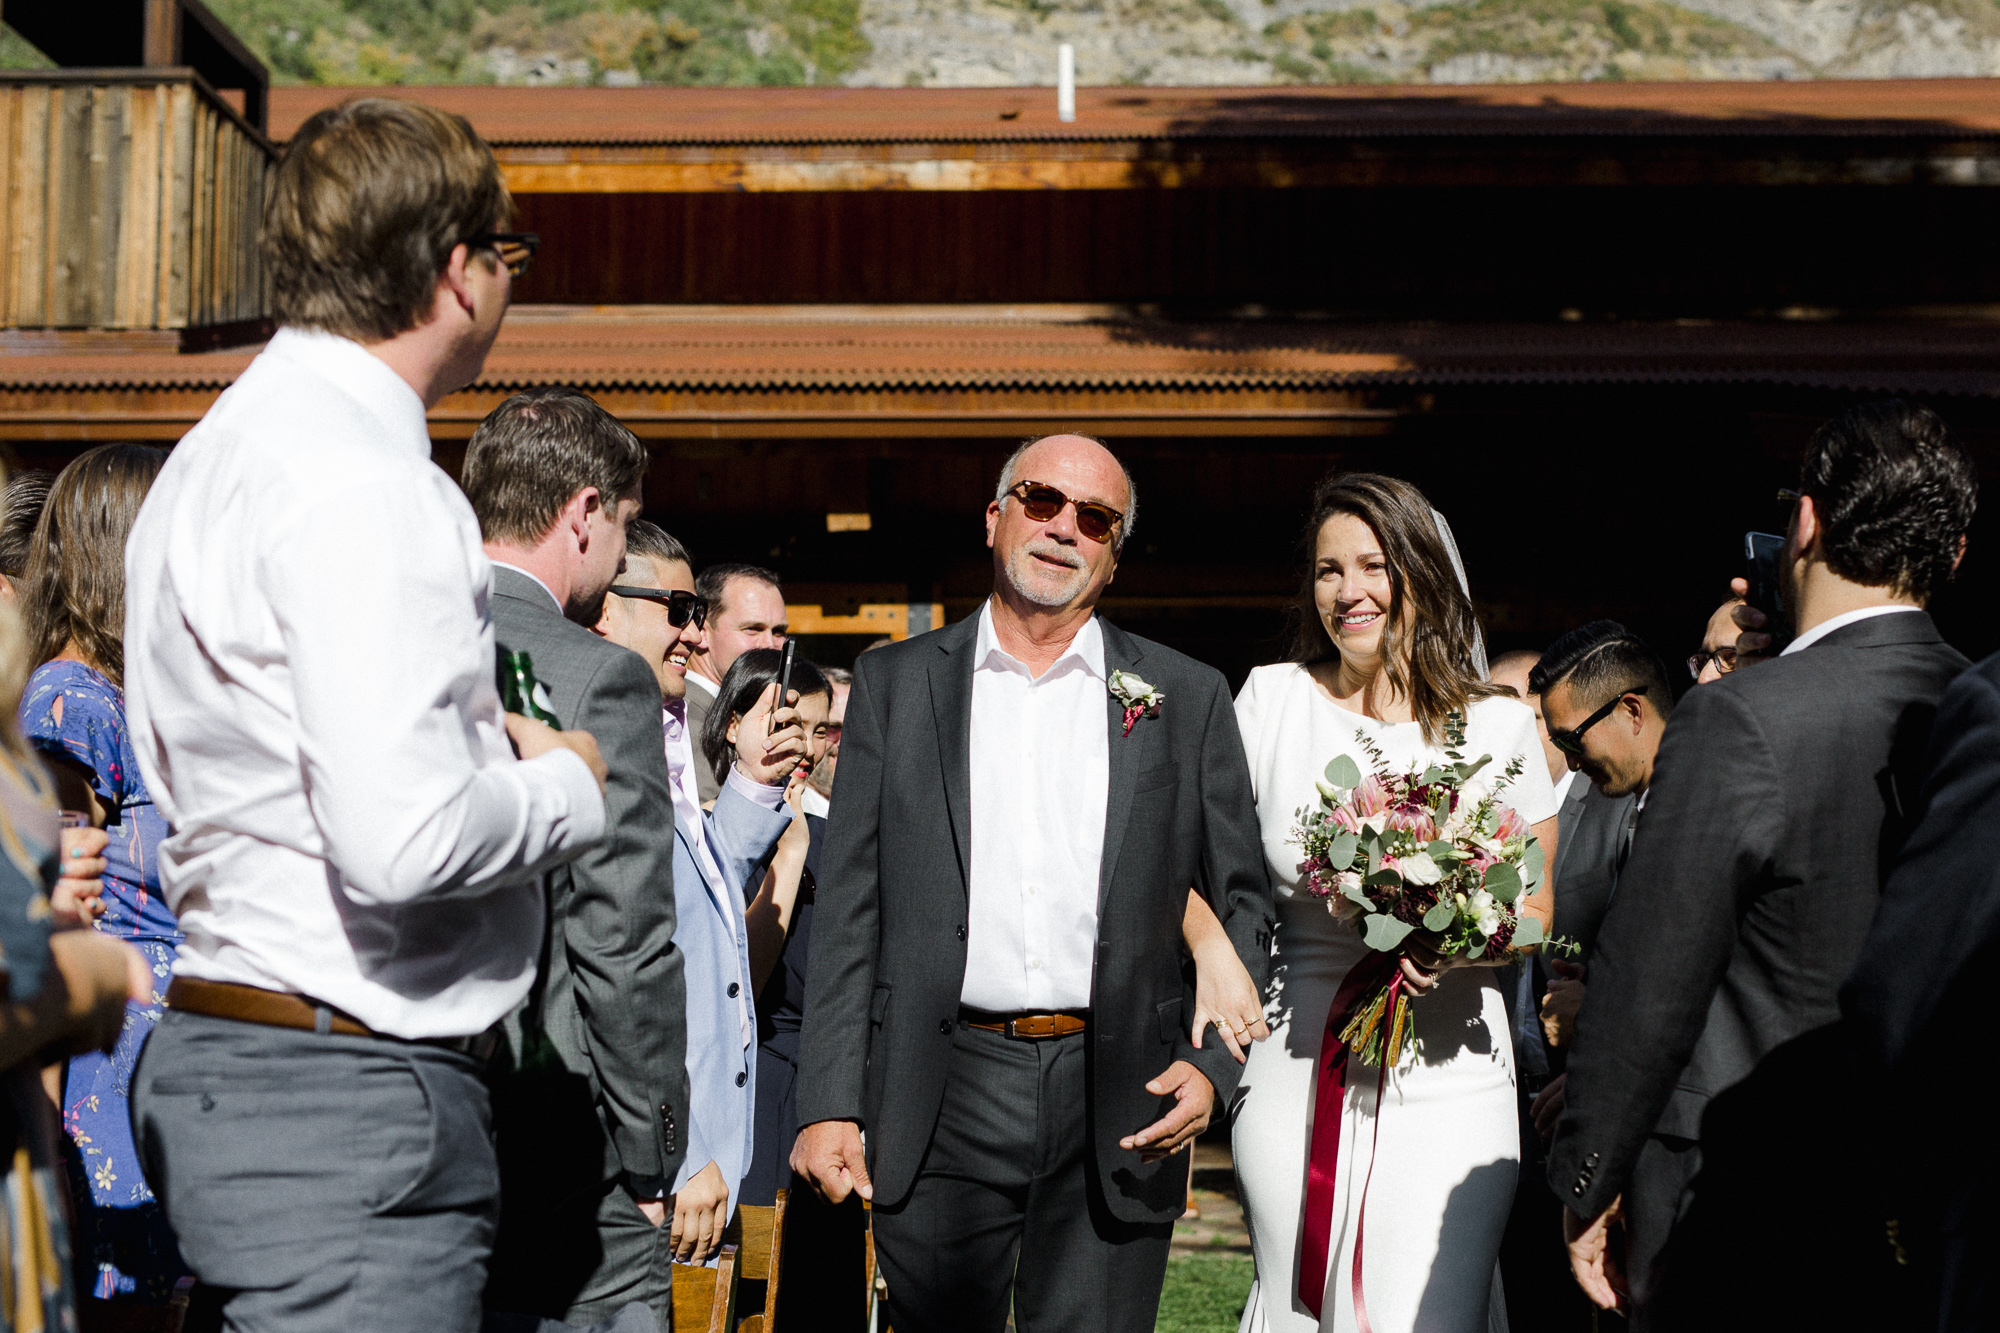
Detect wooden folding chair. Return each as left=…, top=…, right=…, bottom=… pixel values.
left=671, top=1244, right=738, bottom=1333
left=732, top=1189, right=787, bottom=1333
left=864, top=1200, right=888, bottom=1333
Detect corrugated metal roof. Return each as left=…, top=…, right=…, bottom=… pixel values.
left=266, top=81, right=2000, bottom=148
left=6, top=305, right=1999, bottom=396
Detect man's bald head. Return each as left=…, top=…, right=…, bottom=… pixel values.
left=985, top=433, right=1134, bottom=616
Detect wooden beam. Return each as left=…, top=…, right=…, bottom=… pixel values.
left=143, top=0, right=182, bottom=67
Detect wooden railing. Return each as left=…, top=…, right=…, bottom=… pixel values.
left=0, top=69, right=274, bottom=331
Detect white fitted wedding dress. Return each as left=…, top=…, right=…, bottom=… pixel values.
left=1231, top=665, right=1559, bottom=1333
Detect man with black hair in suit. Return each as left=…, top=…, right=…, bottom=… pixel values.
left=1489, top=644, right=1647, bottom=1333
left=1550, top=399, right=1977, bottom=1332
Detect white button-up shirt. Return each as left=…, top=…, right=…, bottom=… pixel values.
left=123, top=327, right=606, bottom=1039
left=961, top=601, right=1108, bottom=1013
left=1780, top=603, right=1921, bottom=656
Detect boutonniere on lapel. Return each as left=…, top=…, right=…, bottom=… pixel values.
left=1108, top=669, right=1165, bottom=737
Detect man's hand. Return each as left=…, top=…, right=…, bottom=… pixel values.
left=504, top=713, right=607, bottom=795
left=51, top=824, right=108, bottom=928
left=669, top=1160, right=730, bottom=1263
left=1540, top=958, right=1586, bottom=1048
left=1565, top=1196, right=1629, bottom=1312
left=1530, top=1072, right=1567, bottom=1141
left=736, top=683, right=808, bottom=787
left=1727, top=577, right=1776, bottom=667
left=792, top=1119, right=872, bottom=1204
left=1120, top=1060, right=1215, bottom=1163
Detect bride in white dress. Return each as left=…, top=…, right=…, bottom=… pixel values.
left=1231, top=473, right=1560, bottom=1333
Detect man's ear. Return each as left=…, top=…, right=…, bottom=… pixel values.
left=1951, top=532, right=1968, bottom=577
left=985, top=500, right=1002, bottom=550
left=440, top=243, right=478, bottom=317
left=567, top=487, right=603, bottom=550
left=1792, top=494, right=1822, bottom=560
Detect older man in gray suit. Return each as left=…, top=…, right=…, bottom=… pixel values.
left=460, top=388, right=690, bottom=1328
left=793, top=433, right=1273, bottom=1333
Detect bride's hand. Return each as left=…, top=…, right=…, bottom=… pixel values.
left=1399, top=933, right=1453, bottom=993
left=1191, top=963, right=1270, bottom=1065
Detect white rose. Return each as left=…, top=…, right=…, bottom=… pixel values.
left=1459, top=780, right=1490, bottom=810
left=1467, top=888, right=1501, bottom=937
left=1400, top=851, right=1443, bottom=885
left=1112, top=670, right=1155, bottom=698
left=1362, top=812, right=1390, bottom=836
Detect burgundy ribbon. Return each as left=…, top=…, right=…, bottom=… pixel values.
left=1298, top=950, right=1403, bottom=1323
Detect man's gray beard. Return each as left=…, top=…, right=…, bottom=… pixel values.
left=808, top=755, right=835, bottom=798
left=1002, top=543, right=1089, bottom=608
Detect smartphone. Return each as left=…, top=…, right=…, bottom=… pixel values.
left=776, top=639, right=797, bottom=703
left=1744, top=531, right=1787, bottom=632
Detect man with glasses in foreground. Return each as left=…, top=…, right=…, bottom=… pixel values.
left=126, top=102, right=607, bottom=1333
left=1549, top=400, right=1976, bottom=1332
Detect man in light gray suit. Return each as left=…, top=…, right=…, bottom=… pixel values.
left=460, top=388, right=690, bottom=1328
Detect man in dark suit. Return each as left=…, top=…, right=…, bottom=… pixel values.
left=792, top=433, right=1274, bottom=1333
left=1548, top=399, right=1978, bottom=1332
left=1489, top=648, right=1641, bottom=1333
left=1842, top=651, right=2000, bottom=1333
left=460, top=388, right=692, bottom=1328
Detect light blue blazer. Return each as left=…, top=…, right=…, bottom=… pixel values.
left=670, top=773, right=791, bottom=1214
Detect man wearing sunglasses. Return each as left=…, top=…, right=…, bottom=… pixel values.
left=793, top=434, right=1273, bottom=1333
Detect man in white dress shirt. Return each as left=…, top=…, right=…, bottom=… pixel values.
left=792, top=434, right=1273, bottom=1332
left=125, top=101, right=607, bottom=1333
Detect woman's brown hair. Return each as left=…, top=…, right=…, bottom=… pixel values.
left=23, top=445, right=168, bottom=687
left=1289, top=471, right=1507, bottom=746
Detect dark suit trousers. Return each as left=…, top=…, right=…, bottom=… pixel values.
left=870, top=1022, right=1172, bottom=1333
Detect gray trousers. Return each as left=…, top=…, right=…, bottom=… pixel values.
left=870, top=1022, right=1173, bottom=1333
left=132, top=1009, right=501, bottom=1333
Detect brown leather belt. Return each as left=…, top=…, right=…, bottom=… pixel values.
left=166, top=977, right=498, bottom=1059
left=959, top=1007, right=1088, bottom=1040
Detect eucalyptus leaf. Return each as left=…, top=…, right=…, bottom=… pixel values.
left=1426, top=840, right=1457, bottom=861
left=1512, top=915, right=1545, bottom=948
left=1418, top=765, right=1446, bottom=787
left=1483, top=862, right=1522, bottom=904
left=1466, top=935, right=1488, bottom=959
left=1524, top=840, right=1546, bottom=890
left=1455, top=755, right=1492, bottom=782
left=1329, top=831, right=1359, bottom=871
left=1324, top=755, right=1362, bottom=791
left=1341, top=880, right=1374, bottom=911
left=1364, top=868, right=1404, bottom=888
left=1367, top=839, right=1383, bottom=877
left=1362, top=914, right=1415, bottom=951
left=1422, top=900, right=1456, bottom=932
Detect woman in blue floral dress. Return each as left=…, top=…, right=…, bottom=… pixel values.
left=14, top=445, right=183, bottom=1304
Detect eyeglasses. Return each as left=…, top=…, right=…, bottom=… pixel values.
left=1549, top=684, right=1648, bottom=757
left=1687, top=646, right=1738, bottom=680
left=464, top=231, right=540, bottom=278
left=1006, top=481, right=1125, bottom=545
left=609, top=586, right=707, bottom=628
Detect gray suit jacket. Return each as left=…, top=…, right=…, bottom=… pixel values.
left=1550, top=610, right=1966, bottom=1219
left=1550, top=779, right=1639, bottom=969
left=685, top=676, right=722, bottom=804
left=796, top=613, right=1274, bottom=1223
left=489, top=566, right=689, bottom=1185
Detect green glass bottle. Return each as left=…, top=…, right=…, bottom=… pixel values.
left=497, top=649, right=561, bottom=728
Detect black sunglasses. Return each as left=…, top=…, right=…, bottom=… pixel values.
left=1007, top=480, right=1125, bottom=545
left=465, top=231, right=540, bottom=278
left=1550, top=684, right=1648, bottom=757
left=609, top=586, right=707, bottom=628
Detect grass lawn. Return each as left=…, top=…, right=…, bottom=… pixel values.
left=1156, top=1254, right=1255, bottom=1333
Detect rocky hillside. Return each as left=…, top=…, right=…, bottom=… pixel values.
left=9, top=0, right=2000, bottom=86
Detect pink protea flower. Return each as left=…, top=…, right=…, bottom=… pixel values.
left=1386, top=805, right=1437, bottom=843
left=1330, top=805, right=1362, bottom=835
left=1351, top=775, right=1392, bottom=817
left=1493, top=804, right=1530, bottom=843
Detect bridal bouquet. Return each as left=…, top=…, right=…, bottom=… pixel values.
left=1290, top=710, right=1548, bottom=1066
